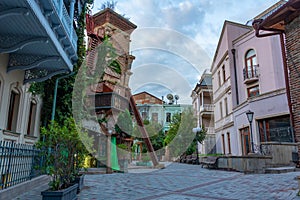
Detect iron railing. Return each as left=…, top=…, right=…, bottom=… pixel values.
left=47, top=0, right=78, bottom=50
left=0, top=141, right=45, bottom=190
left=243, top=65, right=259, bottom=80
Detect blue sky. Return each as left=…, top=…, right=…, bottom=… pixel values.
left=92, top=0, right=280, bottom=104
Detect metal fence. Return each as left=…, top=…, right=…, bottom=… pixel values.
left=0, top=141, right=45, bottom=190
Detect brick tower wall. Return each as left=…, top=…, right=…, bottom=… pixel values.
left=285, top=15, right=300, bottom=159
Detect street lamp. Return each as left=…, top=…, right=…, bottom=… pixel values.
left=246, top=110, right=254, bottom=153
left=192, top=126, right=202, bottom=165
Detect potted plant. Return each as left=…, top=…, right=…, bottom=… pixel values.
left=38, top=118, right=93, bottom=199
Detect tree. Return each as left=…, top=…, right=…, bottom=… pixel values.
left=164, top=108, right=206, bottom=157
left=115, top=109, right=133, bottom=138
left=132, top=120, right=165, bottom=153
left=100, top=1, right=117, bottom=10
left=29, top=2, right=94, bottom=126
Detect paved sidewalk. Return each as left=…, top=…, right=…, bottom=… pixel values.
left=12, top=163, right=300, bottom=200
left=79, top=163, right=300, bottom=200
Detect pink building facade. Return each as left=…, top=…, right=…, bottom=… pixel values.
left=212, top=20, right=293, bottom=156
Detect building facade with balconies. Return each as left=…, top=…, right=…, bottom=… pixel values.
left=252, top=0, right=300, bottom=164
left=133, top=92, right=192, bottom=133
left=0, top=0, right=88, bottom=143
left=212, top=1, right=292, bottom=156
left=191, top=69, right=215, bottom=154
left=211, top=21, right=249, bottom=155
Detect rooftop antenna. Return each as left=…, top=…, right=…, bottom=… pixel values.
left=174, top=95, right=179, bottom=105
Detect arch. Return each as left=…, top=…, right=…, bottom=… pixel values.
left=26, top=97, right=38, bottom=136
left=244, top=49, right=258, bottom=79
left=6, top=82, right=23, bottom=132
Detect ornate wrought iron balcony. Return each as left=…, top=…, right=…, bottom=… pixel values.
left=0, top=0, right=84, bottom=83
left=243, top=65, right=259, bottom=84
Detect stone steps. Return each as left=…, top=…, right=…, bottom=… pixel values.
left=265, top=166, right=297, bottom=174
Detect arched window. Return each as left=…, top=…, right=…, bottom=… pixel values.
left=245, top=49, right=258, bottom=79
left=7, top=88, right=20, bottom=132
left=27, top=99, right=37, bottom=136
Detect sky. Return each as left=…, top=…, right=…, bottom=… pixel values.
left=92, top=0, right=280, bottom=104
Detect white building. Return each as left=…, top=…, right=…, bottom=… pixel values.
left=191, top=69, right=215, bottom=154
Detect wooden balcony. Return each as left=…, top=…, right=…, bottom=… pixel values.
left=200, top=104, right=214, bottom=113
left=92, top=92, right=129, bottom=112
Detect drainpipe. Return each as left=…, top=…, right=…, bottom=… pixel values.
left=279, top=33, right=295, bottom=142
left=51, top=72, right=75, bottom=121
left=231, top=49, right=239, bottom=105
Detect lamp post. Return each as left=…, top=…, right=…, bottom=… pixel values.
left=246, top=110, right=254, bottom=153
left=192, top=126, right=202, bottom=165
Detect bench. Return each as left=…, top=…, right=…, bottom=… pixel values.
left=179, top=154, right=197, bottom=164
left=200, top=156, right=219, bottom=169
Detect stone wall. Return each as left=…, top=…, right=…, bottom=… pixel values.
left=216, top=143, right=297, bottom=173
left=285, top=15, right=300, bottom=160
left=261, top=142, right=297, bottom=167
left=217, top=155, right=272, bottom=173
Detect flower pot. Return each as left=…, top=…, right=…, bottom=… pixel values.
left=74, top=175, right=84, bottom=193
left=41, top=183, right=78, bottom=200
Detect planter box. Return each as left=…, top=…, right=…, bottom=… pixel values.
left=136, top=161, right=152, bottom=167
left=74, top=175, right=84, bottom=193
left=41, top=184, right=78, bottom=200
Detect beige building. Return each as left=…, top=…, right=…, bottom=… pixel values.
left=191, top=69, right=215, bottom=154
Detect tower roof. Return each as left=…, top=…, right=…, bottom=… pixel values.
left=93, top=8, right=137, bottom=33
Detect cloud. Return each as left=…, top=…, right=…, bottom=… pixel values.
left=92, top=0, right=281, bottom=103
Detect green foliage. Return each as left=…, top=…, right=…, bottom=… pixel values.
left=132, top=121, right=166, bottom=152
left=164, top=108, right=206, bottom=157
left=37, top=118, right=94, bottom=191
left=100, top=1, right=117, bottom=10
left=115, top=109, right=133, bottom=135
left=110, top=60, right=122, bottom=74
left=141, top=154, right=151, bottom=162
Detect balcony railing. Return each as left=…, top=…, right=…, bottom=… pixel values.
left=243, top=65, right=259, bottom=83
left=205, top=127, right=215, bottom=134
left=200, top=104, right=214, bottom=112
left=51, top=0, right=78, bottom=51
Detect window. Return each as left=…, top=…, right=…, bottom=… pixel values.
left=222, top=65, right=226, bottom=82
left=27, top=100, right=37, bottom=136
left=7, top=90, right=20, bottom=132
left=152, top=113, right=158, bottom=122
left=247, top=85, right=259, bottom=97
left=227, top=132, right=231, bottom=154
left=219, top=101, right=223, bottom=119
left=166, top=112, right=171, bottom=123
left=245, top=49, right=258, bottom=79
left=258, top=115, right=292, bottom=142
left=224, top=98, right=228, bottom=116
left=240, top=127, right=251, bottom=155
left=141, top=111, right=147, bottom=120
left=218, top=71, right=221, bottom=87
left=221, top=134, right=225, bottom=154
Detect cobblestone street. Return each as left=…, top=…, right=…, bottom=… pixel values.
left=77, top=163, right=300, bottom=200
